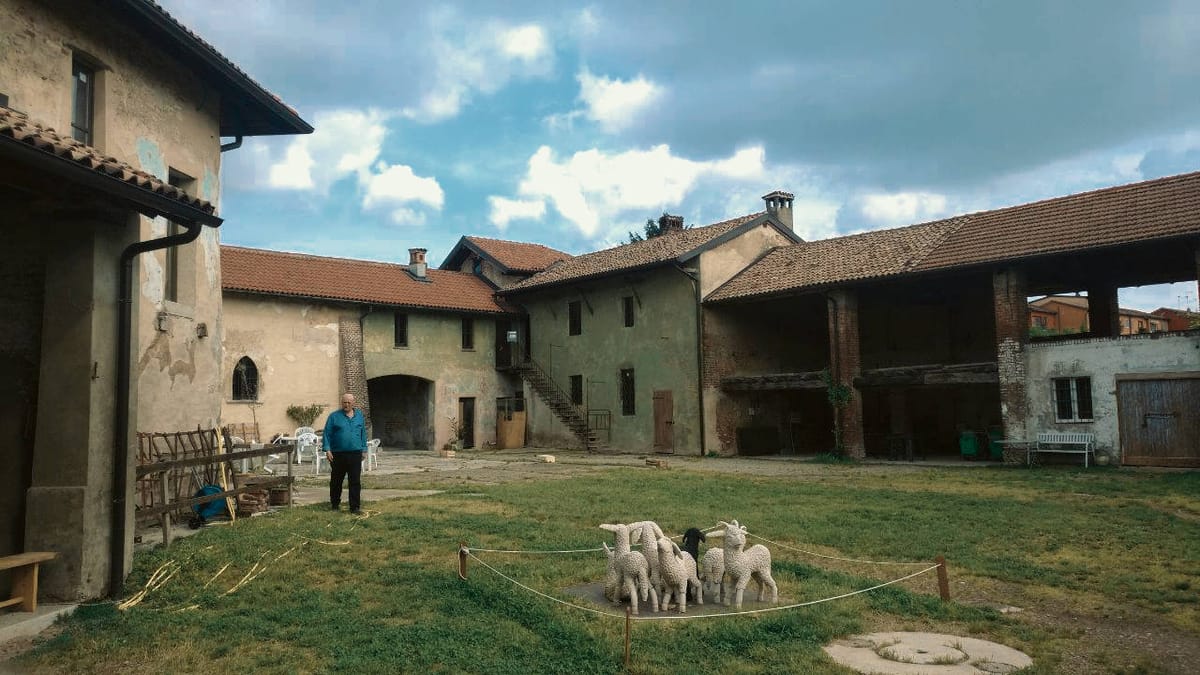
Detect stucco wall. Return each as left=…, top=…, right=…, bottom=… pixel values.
left=1, top=0, right=226, bottom=436
left=520, top=267, right=701, bottom=453
left=698, top=222, right=792, bottom=297
left=362, top=311, right=521, bottom=450
left=220, top=295, right=348, bottom=439
left=1026, top=332, right=1200, bottom=453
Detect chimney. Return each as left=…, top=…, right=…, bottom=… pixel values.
left=659, top=213, right=685, bottom=232
left=408, top=247, right=428, bottom=280
left=762, top=190, right=794, bottom=230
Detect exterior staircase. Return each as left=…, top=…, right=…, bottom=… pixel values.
left=511, top=359, right=605, bottom=452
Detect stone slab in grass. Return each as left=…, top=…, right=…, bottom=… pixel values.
left=824, top=631, right=1032, bottom=674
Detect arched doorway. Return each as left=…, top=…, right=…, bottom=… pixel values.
left=367, top=375, right=433, bottom=449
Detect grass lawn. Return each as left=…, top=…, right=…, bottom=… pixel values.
left=13, top=461, right=1200, bottom=674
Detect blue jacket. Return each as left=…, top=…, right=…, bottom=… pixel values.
left=323, top=409, right=367, bottom=452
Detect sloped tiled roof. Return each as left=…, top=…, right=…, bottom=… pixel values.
left=221, top=246, right=514, bottom=315
left=706, top=217, right=965, bottom=302
left=0, top=105, right=216, bottom=216
left=504, top=212, right=767, bottom=293
left=462, top=236, right=571, bottom=273
left=709, top=170, right=1200, bottom=303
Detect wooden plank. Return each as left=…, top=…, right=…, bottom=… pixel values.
left=1115, top=371, right=1200, bottom=382
left=11, top=563, right=39, bottom=611
left=136, top=445, right=290, bottom=477
left=134, top=476, right=291, bottom=520
left=0, top=552, right=57, bottom=570
left=0, top=597, right=23, bottom=609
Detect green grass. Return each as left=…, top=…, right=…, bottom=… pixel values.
left=15, top=464, right=1200, bottom=674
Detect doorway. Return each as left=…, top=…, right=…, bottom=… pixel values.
left=652, top=390, right=674, bottom=453
left=458, top=397, right=476, bottom=449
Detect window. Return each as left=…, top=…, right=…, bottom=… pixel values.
left=623, top=296, right=635, bottom=327
left=569, top=375, right=583, bottom=406
left=71, top=58, right=95, bottom=144
left=461, top=317, right=475, bottom=350
left=164, top=169, right=195, bottom=304
left=568, top=300, right=582, bottom=336
left=1053, top=377, right=1093, bottom=422
left=620, top=368, right=635, bottom=416
left=394, top=312, right=408, bottom=347
left=232, top=356, right=258, bottom=401
left=1033, top=316, right=1047, bottom=328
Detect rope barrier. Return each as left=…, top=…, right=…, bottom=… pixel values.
left=744, top=532, right=932, bottom=567
left=468, top=546, right=605, bottom=554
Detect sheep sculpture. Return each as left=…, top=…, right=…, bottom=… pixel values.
left=681, top=527, right=705, bottom=561
left=599, top=523, right=657, bottom=615
left=628, top=520, right=665, bottom=589
left=700, top=546, right=725, bottom=603
left=654, top=536, right=702, bottom=613
left=715, top=519, right=778, bottom=609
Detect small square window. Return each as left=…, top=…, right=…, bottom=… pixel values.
left=623, top=296, right=635, bottom=327
left=394, top=312, right=408, bottom=347
left=620, top=368, right=635, bottom=416
left=568, top=300, right=582, bottom=336
left=71, top=58, right=95, bottom=144
left=461, top=317, right=475, bottom=350
left=569, top=375, right=583, bottom=406
left=1053, top=376, right=1093, bottom=422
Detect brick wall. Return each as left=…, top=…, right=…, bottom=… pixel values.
left=992, top=268, right=1029, bottom=439
left=827, top=289, right=865, bottom=458
left=338, top=316, right=372, bottom=435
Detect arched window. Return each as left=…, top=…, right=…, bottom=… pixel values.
left=232, top=356, right=258, bottom=401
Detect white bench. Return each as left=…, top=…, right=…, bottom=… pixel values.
left=1033, top=432, right=1095, bottom=467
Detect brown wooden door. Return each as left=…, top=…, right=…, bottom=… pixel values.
left=653, top=390, right=674, bottom=453
left=1117, top=375, right=1200, bottom=467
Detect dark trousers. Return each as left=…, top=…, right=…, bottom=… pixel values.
left=329, top=452, right=363, bottom=510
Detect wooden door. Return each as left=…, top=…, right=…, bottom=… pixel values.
left=653, top=390, right=674, bottom=453
left=458, top=397, right=476, bottom=449
left=494, top=319, right=512, bottom=368
left=1117, top=374, right=1200, bottom=467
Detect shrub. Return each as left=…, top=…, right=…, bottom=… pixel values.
left=286, top=403, right=327, bottom=428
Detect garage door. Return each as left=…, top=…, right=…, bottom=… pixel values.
left=1116, top=373, right=1200, bottom=467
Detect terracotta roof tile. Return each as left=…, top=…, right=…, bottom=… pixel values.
left=706, top=217, right=965, bottom=302
left=464, top=236, right=571, bottom=273
left=0, top=105, right=215, bottom=214
left=709, top=170, right=1200, bottom=302
left=505, top=212, right=765, bottom=293
left=221, top=246, right=514, bottom=315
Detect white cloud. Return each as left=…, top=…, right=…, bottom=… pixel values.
left=402, top=16, right=553, bottom=123
left=384, top=207, right=428, bottom=227
left=500, top=144, right=767, bottom=237
left=860, top=191, right=949, bottom=225
left=488, top=196, right=547, bottom=230
left=267, top=109, right=388, bottom=192
left=577, top=70, right=664, bottom=133
left=791, top=198, right=843, bottom=240
left=362, top=161, right=444, bottom=215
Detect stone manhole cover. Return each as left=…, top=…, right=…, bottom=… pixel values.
left=824, top=632, right=1031, bottom=674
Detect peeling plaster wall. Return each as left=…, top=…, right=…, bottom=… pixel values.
left=220, top=295, right=347, bottom=439
left=1026, top=332, right=1200, bottom=453
left=0, top=0, right=227, bottom=435
left=362, top=311, right=520, bottom=450
left=698, top=223, right=792, bottom=297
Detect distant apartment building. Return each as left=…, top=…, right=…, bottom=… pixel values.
left=1029, top=295, right=1168, bottom=334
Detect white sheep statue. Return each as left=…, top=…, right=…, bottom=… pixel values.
left=700, top=546, right=725, bottom=603
left=599, top=523, right=657, bottom=615
left=714, top=519, right=777, bottom=609
left=628, top=520, right=665, bottom=591
left=654, top=536, right=702, bottom=613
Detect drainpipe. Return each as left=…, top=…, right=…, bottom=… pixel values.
left=110, top=221, right=203, bottom=598
left=676, top=266, right=706, bottom=456
left=219, top=136, right=243, bottom=153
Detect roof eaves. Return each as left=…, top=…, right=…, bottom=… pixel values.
left=223, top=286, right=516, bottom=315
left=500, top=259, right=673, bottom=296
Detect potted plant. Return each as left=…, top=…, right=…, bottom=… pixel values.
left=446, top=415, right=464, bottom=452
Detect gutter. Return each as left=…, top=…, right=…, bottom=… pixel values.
left=109, top=220, right=207, bottom=598
left=676, top=265, right=706, bottom=456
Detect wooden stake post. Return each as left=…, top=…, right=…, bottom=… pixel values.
left=159, top=472, right=172, bottom=547
left=458, top=542, right=468, bottom=580
left=624, top=606, right=632, bottom=669
left=935, top=555, right=950, bottom=601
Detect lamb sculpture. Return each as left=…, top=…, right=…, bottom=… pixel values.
left=654, top=536, right=702, bottom=613
left=700, top=546, right=725, bottom=603
left=599, top=523, right=657, bottom=615
left=715, top=519, right=778, bottom=609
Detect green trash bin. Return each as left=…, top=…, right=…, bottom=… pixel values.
left=959, top=430, right=979, bottom=459
left=987, top=426, right=1004, bottom=460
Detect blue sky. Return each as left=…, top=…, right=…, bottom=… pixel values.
left=162, top=0, right=1200, bottom=311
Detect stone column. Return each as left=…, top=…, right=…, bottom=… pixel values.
left=992, top=268, right=1030, bottom=441
left=826, top=289, right=864, bottom=459
left=25, top=214, right=137, bottom=600
left=1086, top=283, right=1120, bottom=337
left=339, top=316, right=371, bottom=435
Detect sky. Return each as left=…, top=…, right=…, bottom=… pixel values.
left=161, top=0, right=1200, bottom=312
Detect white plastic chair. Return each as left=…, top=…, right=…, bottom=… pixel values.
left=364, top=438, right=381, bottom=472
left=293, top=426, right=316, bottom=464
left=296, top=432, right=322, bottom=474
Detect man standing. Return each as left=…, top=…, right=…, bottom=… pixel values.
left=323, top=393, right=367, bottom=513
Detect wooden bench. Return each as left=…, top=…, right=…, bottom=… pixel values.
left=1, top=552, right=58, bottom=612
left=1034, top=432, right=1096, bottom=467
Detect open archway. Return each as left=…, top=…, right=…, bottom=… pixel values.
left=367, top=375, right=434, bottom=449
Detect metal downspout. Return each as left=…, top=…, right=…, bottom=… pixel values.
left=677, top=266, right=706, bottom=456
left=110, top=222, right=203, bottom=598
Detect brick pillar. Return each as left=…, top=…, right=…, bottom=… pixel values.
left=338, top=316, right=371, bottom=435
left=1086, top=284, right=1120, bottom=337
left=826, top=289, right=865, bottom=459
left=993, top=268, right=1029, bottom=440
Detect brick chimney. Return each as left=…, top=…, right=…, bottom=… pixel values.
left=659, top=213, right=685, bottom=232
left=762, top=190, right=794, bottom=230
left=408, top=248, right=428, bottom=280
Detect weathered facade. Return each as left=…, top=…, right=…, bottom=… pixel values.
left=0, top=0, right=308, bottom=599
